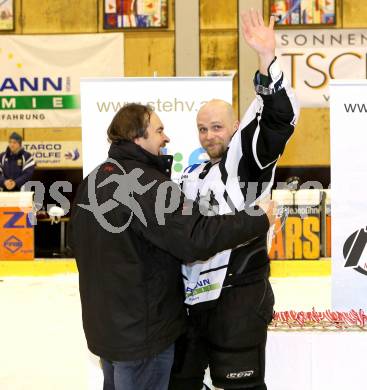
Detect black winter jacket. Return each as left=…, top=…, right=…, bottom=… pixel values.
left=69, top=140, right=269, bottom=361
left=0, top=147, right=35, bottom=191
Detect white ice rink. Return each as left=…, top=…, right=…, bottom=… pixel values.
left=0, top=275, right=331, bottom=390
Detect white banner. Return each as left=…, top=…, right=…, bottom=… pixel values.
left=330, top=80, right=367, bottom=310
left=276, top=30, right=367, bottom=107
left=265, top=332, right=367, bottom=390
left=0, top=34, right=124, bottom=128
left=80, top=77, right=233, bottom=179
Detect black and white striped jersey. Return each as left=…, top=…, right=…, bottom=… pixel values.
left=181, top=58, right=299, bottom=307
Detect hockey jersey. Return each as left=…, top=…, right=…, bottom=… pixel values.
left=181, top=58, right=299, bottom=307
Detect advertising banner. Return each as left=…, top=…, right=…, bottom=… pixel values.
left=330, top=80, right=367, bottom=310
left=270, top=190, right=321, bottom=260
left=0, top=193, right=34, bottom=260
left=276, top=30, right=367, bottom=107
left=80, top=77, right=233, bottom=179
left=0, top=141, right=82, bottom=168
left=0, top=33, right=124, bottom=128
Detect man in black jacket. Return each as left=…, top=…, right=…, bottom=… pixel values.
left=0, top=132, right=35, bottom=191
left=69, top=103, right=274, bottom=390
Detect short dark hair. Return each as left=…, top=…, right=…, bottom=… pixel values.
left=9, top=132, right=23, bottom=144
left=107, top=103, right=153, bottom=143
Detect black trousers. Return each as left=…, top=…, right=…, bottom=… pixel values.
left=168, top=279, right=274, bottom=390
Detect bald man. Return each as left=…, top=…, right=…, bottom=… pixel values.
left=197, top=99, right=239, bottom=162
left=169, top=10, right=299, bottom=390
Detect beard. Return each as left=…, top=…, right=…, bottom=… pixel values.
left=204, top=143, right=227, bottom=160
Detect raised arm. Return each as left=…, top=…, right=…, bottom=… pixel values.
left=223, top=10, right=299, bottom=185
left=241, top=9, right=276, bottom=76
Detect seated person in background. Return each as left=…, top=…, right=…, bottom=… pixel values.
left=0, top=132, right=35, bottom=192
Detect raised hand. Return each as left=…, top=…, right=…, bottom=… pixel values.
left=241, top=9, right=275, bottom=56
left=240, top=9, right=276, bottom=74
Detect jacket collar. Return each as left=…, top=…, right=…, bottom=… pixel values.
left=108, top=140, right=173, bottom=177
left=6, top=146, right=23, bottom=157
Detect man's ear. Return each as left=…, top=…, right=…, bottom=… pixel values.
left=133, top=137, right=141, bottom=146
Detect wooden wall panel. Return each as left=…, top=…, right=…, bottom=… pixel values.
left=124, top=32, right=175, bottom=77
left=98, top=0, right=175, bottom=77
left=200, top=0, right=239, bottom=116
left=342, top=0, right=367, bottom=27
left=200, top=32, right=237, bottom=71
left=24, top=128, right=81, bottom=142
left=278, top=108, right=330, bottom=167
left=200, top=31, right=239, bottom=115
left=200, top=0, right=237, bottom=29
left=0, top=129, right=23, bottom=142
left=22, top=0, right=98, bottom=34
left=167, top=0, right=175, bottom=30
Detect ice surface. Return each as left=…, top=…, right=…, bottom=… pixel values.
left=0, top=274, right=331, bottom=390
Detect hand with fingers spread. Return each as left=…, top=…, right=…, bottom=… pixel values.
left=240, top=9, right=276, bottom=74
